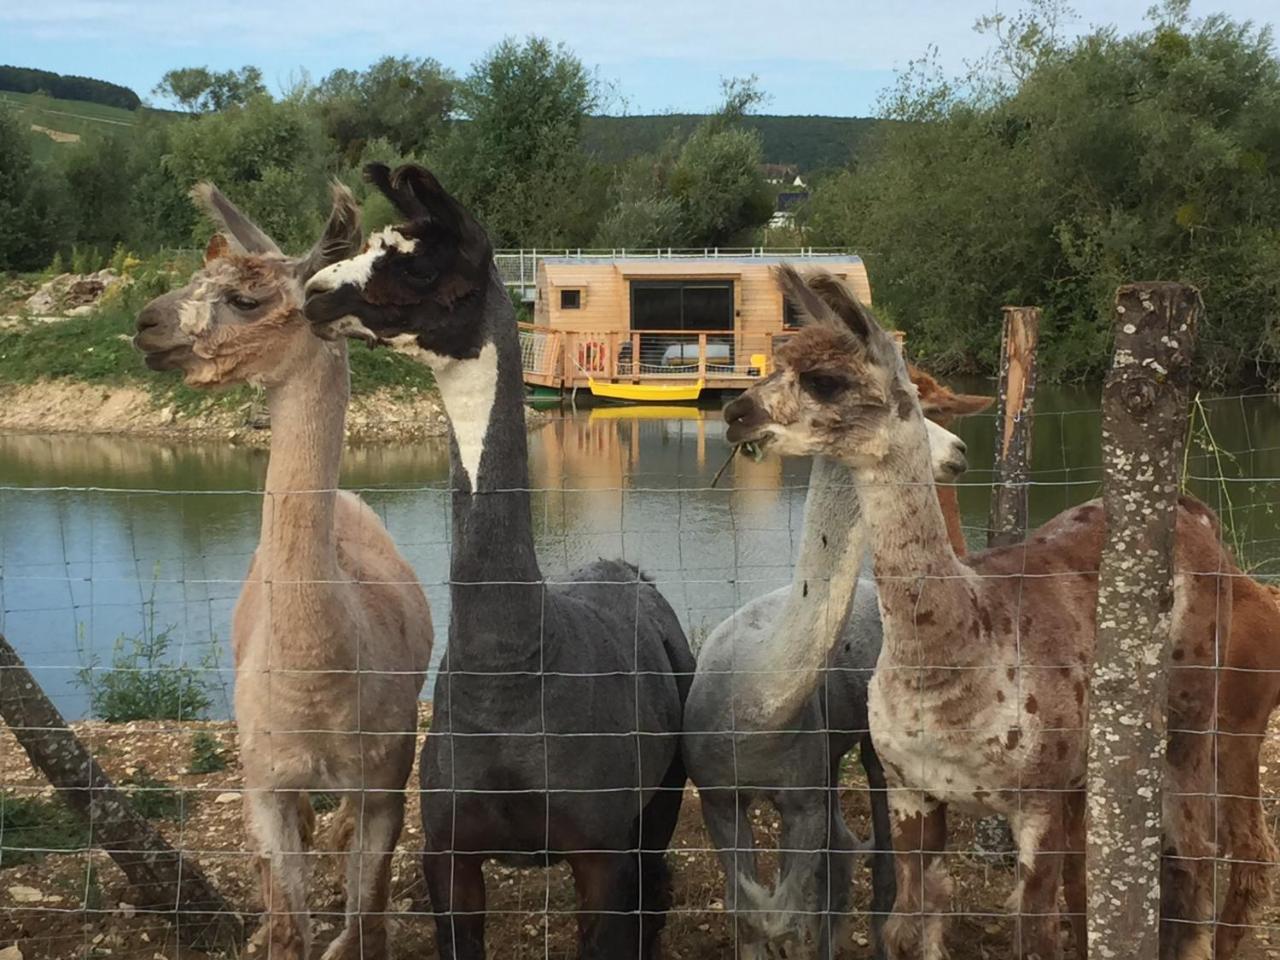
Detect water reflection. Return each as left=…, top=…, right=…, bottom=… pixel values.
left=2, top=386, right=1278, bottom=719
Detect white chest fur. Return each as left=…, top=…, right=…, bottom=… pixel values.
left=389, top=336, right=498, bottom=492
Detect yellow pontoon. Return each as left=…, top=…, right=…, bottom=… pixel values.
left=587, top=378, right=705, bottom=403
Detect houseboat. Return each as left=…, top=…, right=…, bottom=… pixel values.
left=511, top=250, right=871, bottom=401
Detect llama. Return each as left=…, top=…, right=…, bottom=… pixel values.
left=722, top=266, right=1234, bottom=960
left=685, top=369, right=990, bottom=960
left=1213, top=574, right=1280, bottom=957
left=133, top=183, right=433, bottom=960
left=302, top=162, right=696, bottom=959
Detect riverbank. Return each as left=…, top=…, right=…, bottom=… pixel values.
left=0, top=379, right=459, bottom=445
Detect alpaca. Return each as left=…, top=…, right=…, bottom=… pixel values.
left=722, top=266, right=1234, bottom=960
left=302, top=162, right=695, bottom=959
left=685, top=369, right=990, bottom=960
left=1212, top=574, right=1280, bottom=957
left=133, top=183, right=433, bottom=960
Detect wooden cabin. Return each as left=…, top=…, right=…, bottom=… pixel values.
left=519, top=253, right=871, bottom=397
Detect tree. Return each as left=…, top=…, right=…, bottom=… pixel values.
left=0, top=107, right=73, bottom=270
left=314, top=56, right=455, bottom=159
left=440, top=37, right=602, bottom=247
left=153, top=66, right=267, bottom=113
left=803, top=2, right=1280, bottom=386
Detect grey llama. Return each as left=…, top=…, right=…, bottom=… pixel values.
left=686, top=359, right=989, bottom=960
left=302, top=162, right=696, bottom=959
left=132, top=183, right=433, bottom=960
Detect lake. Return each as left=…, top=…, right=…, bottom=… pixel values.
left=2, top=382, right=1278, bottom=719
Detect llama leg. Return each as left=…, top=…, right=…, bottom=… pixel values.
left=701, top=788, right=768, bottom=954
left=1062, top=790, right=1087, bottom=959
left=635, top=755, right=686, bottom=958
left=321, top=791, right=405, bottom=960
left=245, top=788, right=312, bottom=960
left=883, top=799, right=950, bottom=960
left=776, top=785, right=830, bottom=956
left=569, top=849, right=642, bottom=959
left=1008, top=799, right=1064, bottom=960
left=423, top=848, right=486, bottom=960
left=861, top=735, right=897, bottom=960
left=1214, top=730, right=1276, bottom=959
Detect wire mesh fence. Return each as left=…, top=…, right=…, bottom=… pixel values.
left=0, top=383, right=1279, bottom=959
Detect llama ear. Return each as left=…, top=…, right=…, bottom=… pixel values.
left=392, top=163, right=466, bottom=235
left=204, top=233, right=231, bottom=264
left=296, top=182, right=363, bottom=280
left=190, top=182, right=282, bottom=256
left=805, top=271, right=876, bottom=341
left=775, top=265, right=847, bottom=335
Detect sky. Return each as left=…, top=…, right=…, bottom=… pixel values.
left=1, top=0, right=1276, bottom=116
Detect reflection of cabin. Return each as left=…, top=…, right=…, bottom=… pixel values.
left=520, top=254, right=870, bottom=392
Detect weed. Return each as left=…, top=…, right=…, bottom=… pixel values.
left=188, top=731, right=228, bottom=774
left=310, top=793, right=341, bottom=814
left=121, top=767, right=187, bottom=822
left=0, top=793, right=89, bottom=866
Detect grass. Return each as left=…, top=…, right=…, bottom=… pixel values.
left=0, top=253, right=436, bottom=410
left=0, top=793, right=90, bottom=867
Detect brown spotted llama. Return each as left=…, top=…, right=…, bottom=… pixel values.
left=723, top=266, right=1233, bottom=960
left=133, top=183, right=433, bottom=960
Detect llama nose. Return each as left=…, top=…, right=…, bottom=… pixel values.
left=955, top=439, right=967, bottom=457
left=136, top=303, right=162, bottom=332
left=723, top=395, right=754, bottom=426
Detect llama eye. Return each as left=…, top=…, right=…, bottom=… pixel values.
left=799, top=372, right=850, bottom=399
left=226, top=294, right=260, bottom=311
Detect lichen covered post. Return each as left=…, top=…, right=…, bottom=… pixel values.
left=1087, top=283, right=1199, bottom=958
left=987, top=305, right=1041, bottom=547
left=0, top=632, right=242, bottom=949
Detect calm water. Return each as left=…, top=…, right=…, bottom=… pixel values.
left=2, top=383, right=1279, bottom=719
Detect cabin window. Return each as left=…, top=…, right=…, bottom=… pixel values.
left=560, top=288, right=582, bottom=310
left=629, top=280, right=736, bottom=374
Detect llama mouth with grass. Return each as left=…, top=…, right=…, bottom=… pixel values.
left=134, top=182, right=433, bottom=960
left=304, top=162, right=695, bottom=959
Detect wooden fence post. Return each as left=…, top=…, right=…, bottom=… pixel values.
left=0, top=632, right=242, bottom=949
left=987, top=306, right=1041, bottom=546
left=1087, top=283, right=1199, bottom=958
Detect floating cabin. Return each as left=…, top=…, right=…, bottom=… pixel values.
left=519, top=253, right=871, bottom=400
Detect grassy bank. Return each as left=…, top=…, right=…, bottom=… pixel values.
left=0, top=256, right=447, bottom=442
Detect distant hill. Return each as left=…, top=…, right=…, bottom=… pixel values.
left=582, top=114, right=884, bottom=172
left=0, top=65, right=141, bottom=111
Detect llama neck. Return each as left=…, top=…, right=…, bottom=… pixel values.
left=743, top=455, right=869, bottom=728
left=856, top=417, right=976, bottom=667
left=425, top=273, right=543, bottom=663
left=258, top=339, right=348, bottom=587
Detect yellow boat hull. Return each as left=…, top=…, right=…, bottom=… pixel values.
left=587, top=378, right=704, bottom=403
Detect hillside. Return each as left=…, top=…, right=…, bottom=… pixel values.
left=583, top=114, right=885, bottom=172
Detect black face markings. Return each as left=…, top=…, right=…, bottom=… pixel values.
left=798, top=370, right=851, bottom=401
left=892, top=382, right=916, bottom=420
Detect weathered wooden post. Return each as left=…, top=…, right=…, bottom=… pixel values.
left=974, top=307, right=1041, bottom=860
left=1087, top=283, right=1199, bottom=959
left=0, top=632, right=242, bottom=949
left=987, top=306, right=1041, bottom=546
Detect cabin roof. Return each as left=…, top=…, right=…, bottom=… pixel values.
left=542, top=254, right=863, bottom=268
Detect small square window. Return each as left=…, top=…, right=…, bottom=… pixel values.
left=560, top=289, right=582, bottom=310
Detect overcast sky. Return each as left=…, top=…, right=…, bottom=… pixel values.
left=2, top=1, right=1276, bottom=115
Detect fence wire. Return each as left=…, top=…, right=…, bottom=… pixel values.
left=0, top=395, right=1278, bottom=959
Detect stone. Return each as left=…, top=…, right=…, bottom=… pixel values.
left=7, top=885, right=42, bottom=903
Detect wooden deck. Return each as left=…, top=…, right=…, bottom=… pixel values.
left=519, top=324, right=781, bottom=392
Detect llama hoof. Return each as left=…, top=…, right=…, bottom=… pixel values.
left=320, top=925, right=388, bottom=960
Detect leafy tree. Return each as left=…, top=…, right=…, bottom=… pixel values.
left=154, top=66, right=267, bottom=113
left=0, top=107, right=73, bottom=269
left=439, top=37, right=602, bottom=247
left=804, top=1, right=1280, bottom=386
left=315, top=56, right=455, bottom=159
left=0, top=65, right=140, bottom=110
left=163, top=95, right=332, bottom=250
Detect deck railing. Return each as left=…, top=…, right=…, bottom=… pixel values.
left=496, top=247, right=854, bottom=293
left=518, top=323, right=788, bottom=390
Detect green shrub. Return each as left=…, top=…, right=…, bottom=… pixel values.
left=0, top=793, right=89, bottom=866
left=76, top=600, right=214, bottom=723
left=188, top=731, right=228, bottom=774
left=121, top=767, right=187, bottom=821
